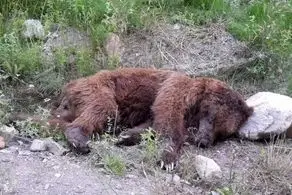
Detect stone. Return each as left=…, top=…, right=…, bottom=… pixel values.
left=239, top=92, right=292, bottom=140
left=104, top=33, right=123, bottom=59
left=42, top=27, right=92, bottom=67
left=194, top=155, right=222, bottom=181
left=172, top=174, right=181, bottom=185
left=30, top=138, right=68, bottom=155
left=30, top=139, right=47, bottom=152
left=166, top=174, right=180, bottom=184
left=0, top=136, right=5, bottom=149
left=44, top=138, right=68, bottom=155
left=0, top=125, right=18, bottom=143
left=22, top=19, right=45, bottom=39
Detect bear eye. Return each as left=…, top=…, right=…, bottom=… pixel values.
left=63, top=104, right=69, bottom=110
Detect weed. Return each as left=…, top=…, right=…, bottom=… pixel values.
left=107, top=56, right=121, bottom=70
left=0, top=32, right=42, bottom=77
left=103, top=154, right=126, bottom=176
left=140, top=128, right=159, bottom=164
left=14, top=106, right=65, bottom=141
left=214, top=186, right=233, bottom=195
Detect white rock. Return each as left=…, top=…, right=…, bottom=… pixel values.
left=22, top=19, right=45, bottom=39
left=0, top=125, right=18, bottom=142
left=195, top=155, right=222, bottom=181
left=166, top=174, right=180, bottom=184
left=45, top=138, right=68, bottom=155
left=30, top=139, right=47, bottom=152
left=239, top=92, right=292, bottom=140
left=30, top=138, right=68, bottom=155
left=172, top=174, right=181, bottom=184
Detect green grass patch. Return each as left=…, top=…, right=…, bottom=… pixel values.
left=0, top=33, right=42, bottom=77
left=103, top=154, right=126, bottom=176
left=228, top=1, right=292, bottom=57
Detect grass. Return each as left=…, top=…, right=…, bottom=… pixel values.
left=140, top=128, right=160, bottom=165
left=103, top=154, right=126, bottom=176
left=0, top=1, right=290, bottom=96
left=231, top=139, right=292, bottom=194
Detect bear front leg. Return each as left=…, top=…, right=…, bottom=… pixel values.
left=154, top=115, right=187, bottom=172
left=66, top=97, right=118, bottom=154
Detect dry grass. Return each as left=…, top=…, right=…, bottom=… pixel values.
left=233, top=139, right=292, bottom=194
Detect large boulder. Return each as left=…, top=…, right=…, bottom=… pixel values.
left=42, top=26, right=92, bottom=67
left=239, top=92, right=292, bottom=140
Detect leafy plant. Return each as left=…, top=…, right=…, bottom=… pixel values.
left=140, top=128, right=159, bottom=163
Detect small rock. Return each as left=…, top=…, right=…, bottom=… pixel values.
left=210, top=191, right=220, bottom=195
left=55, top=173, right=61, bottom=178
left=239, top=92, right=292, bottom=140
left=173, top=24, right=181, bottom=30
left=126, top=174, right=138, bottom=179
left=0, top=125, right=18, bottom=143
left=45, top=138, right=68, bottom=155
left=22, top=19, right=45, bottom=39
left=173, top=174, right=181, bottom=184
left=18, top=150, right=32, bottom=156
left=44, top=184, right=50, bottom=190
left=0, top=136, right=5, bottom=149
left=30, top=138, right=68, bottom=155
left=166, top=174, right=181, bottom=185
left=30, top=139, right=47, bottom=152
left=105, top=33, right=123, bottom=58
left=194, top=155, right=222, bottom=181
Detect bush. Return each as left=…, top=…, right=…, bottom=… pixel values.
left=228, top=0, right=292, bottom=57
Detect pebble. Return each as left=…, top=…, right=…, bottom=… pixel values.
left=0, top=136, right=5, bottom=149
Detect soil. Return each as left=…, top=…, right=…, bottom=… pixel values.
left=0, top=143, right=153, bottom=195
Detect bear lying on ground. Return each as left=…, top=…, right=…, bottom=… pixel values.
left=117, top=73, right=253, bottom=170
left=51, top=68, right=175, bottom=153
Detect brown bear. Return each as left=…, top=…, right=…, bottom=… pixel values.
left=51, top=68, right=176, bottom=153
left=151, top=74, right=253, bottom=170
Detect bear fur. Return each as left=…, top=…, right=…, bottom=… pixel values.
left=151, top=74, right=253, bottom=167
left=51, top=68, right=175, bottom=153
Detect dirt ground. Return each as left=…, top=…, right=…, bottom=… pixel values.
left=1, top=137, right=291, bottom=195
left=0, top=143, right=152, bottom=195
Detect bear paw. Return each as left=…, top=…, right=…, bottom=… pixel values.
left=160, top=146, right=179, bottom=172
left=115, top=130, right=142, bottom=146
left=65, top=127, right=91, bottom=154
